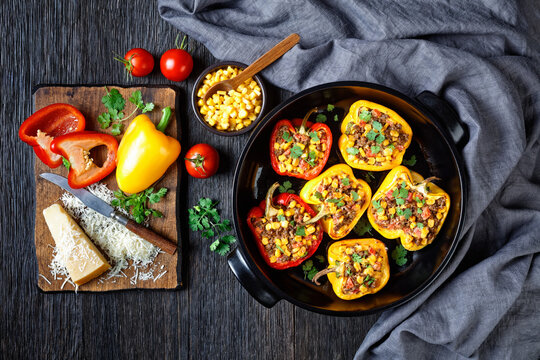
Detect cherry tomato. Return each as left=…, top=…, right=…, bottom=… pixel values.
left=115, top=48, right=154, bottom=77
left=185, top=144, right=219, bottom=179
left=160, top=35, right=193, bottom=82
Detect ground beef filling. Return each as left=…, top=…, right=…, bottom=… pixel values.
left=371, top=181, right=447, bottom=246
left=312, top=173, right=366, bottom=234
left=273, top=125, right=328, bottom=175
left=251, top=201, right=321, bottom=264
left=335, top=246, right=385, bottom=295
left=343, top=107, right=410, bottom=166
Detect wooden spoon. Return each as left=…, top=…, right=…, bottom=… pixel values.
left=203, top=33, right=300, bottom=103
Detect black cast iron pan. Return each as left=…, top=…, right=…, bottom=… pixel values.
left=229, top=81, right=467, bottom=316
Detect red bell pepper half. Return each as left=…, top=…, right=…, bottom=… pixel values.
left=247, top=183, right=323, bottom=270
left=50, top=131, right=118, bottom=189
left=270, top=108, right=332, bottom=180
left=19, top=103, right=86, bottom=168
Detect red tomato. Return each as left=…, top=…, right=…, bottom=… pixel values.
left=117, top=48, right=154, bottom=77
left=160, top=35, right=193, bottom=82
left=184, top=144, right=219, bottom=179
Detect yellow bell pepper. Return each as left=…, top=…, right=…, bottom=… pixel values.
left=312, top=238, right=390, bottom=300
left=299, top=164, right=371, bottom=240
left=116, top=109, right=181, bottom=194
left=367, top=166, right=450, bottom=251
left=338, top=100, right=412, bottom=171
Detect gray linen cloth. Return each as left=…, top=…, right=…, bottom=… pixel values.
left=158, top=0, right=540, bottom=358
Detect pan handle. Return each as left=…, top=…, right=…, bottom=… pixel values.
left=416, top=91, right=468, bottom=149
left=227, top=248, right=280, bottom=308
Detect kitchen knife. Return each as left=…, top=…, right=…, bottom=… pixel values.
left=40, top=173, right=177, bottom=255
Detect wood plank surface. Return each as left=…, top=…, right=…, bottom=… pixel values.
left=33, top=85, right=179, bottom=291
left=0, top=0, right=379, bottom=359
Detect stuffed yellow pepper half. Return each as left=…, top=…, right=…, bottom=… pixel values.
left=368, top=166, right=450, bottom=251
left=299, top=164, right=371, bottom=240
left=338, top=100, right=412, bottom=171
left=312, top=238, right=390, bottom=300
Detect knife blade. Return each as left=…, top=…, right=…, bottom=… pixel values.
left=40, top=173, right=177, bottom=254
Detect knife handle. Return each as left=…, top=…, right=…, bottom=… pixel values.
left=125, top=220, right=177, bottom=255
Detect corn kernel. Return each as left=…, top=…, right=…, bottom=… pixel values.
left=428, top=219, right=435, bottom=228
left=272, top=222, right=280, bottom=230
left=262, top=237, right=269, bottom=245
left=274, top=249, right=281, bottom=257
left=426, top=198, right=435, bottom=205
left=437, top=213, right=443, bottom=219
left=388, top=207, right=396, bottom=215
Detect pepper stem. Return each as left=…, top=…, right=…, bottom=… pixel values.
left=264, top=182, right=281, bottom=218
left=417, top=176, right=439, bottom=194
left=298, top=107, right=319, bottom=134
left=301, top=205, right=328, bottom=225
left=312, top=267, right=337, bottom=285
left=157, top=107, right=172, bottom=133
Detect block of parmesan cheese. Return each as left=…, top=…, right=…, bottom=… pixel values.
left=43, top=203, right=111, bottom=286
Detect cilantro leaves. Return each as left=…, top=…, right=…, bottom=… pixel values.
left=315, top=113, right=327, bottom=123
left=278, top=181, right=295, bottom=194
left=188, top=198, right=236, bottom=256
left=98, top=87, right=155, bottom=135
left=391, top=244, right=408, bottom=266
left=302, top=260, right=318, bottom=281
left=290, top=145, right=303, bottom=159
left=112, top=187, right=167, bottom=224
left=353, top=217, right=373, bottom=236
left=403, top=155, right=417, bottom=166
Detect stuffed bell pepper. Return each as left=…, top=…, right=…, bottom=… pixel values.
left=270, top=108, right=332, bottom=180
left=312, top=238, right=390, bottom=300
left=368, top=166, right=450, bottom=251
left=247, top=182, right=323, bottom=269
left=338, top=100, right=412, bottom=171
left=299, top=164, right=371, bottom=240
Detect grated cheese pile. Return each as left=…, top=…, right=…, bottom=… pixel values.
left=46, top=183, right=164, bottom=286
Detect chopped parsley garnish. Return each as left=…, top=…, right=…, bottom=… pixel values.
left=352, top=253, right=363, bottom=263
left=353, top=217, right=372, bottom=236
left=375, top=134, right=385, bottom=144
left=366, top=129, right=378, bottom=141
left=351, top=190, right=360, bottom=201
left=391, top=244, right=408, bottom=266
left=282, top=131, right=293, bottom=142
left=302, top=260, right=318, bottom=281
left=277, top=214, right=286, bottom=222
left=278, top=181, right=295, bottom=194
left=359, top=110, right=372, bottom=121
left=341, top=177, right=350, bottom=186
left=364, top=171, right=375, bottom=183
left=403, top=155, right=417, bottom=166
left=372, top=120, right=383, bottom=131
left=314, top=191, right=324, bottom=201
left=308, top=131, right=319, bottom=142
left=315, top=113, right=327, bottom=123
left=327, top=104, right=335, bottom=111
left=371, top=145, right=381, bottom=154
left=290, top=145, right=303, bottom=159
left=346, top=268, right=353, bottom=277
left=347, top=147, right=360, bottom=155
left=399, top=187, right=408, bottom=198
left=326, top=197, right=343, bottom=204
left=333, top=114, right=339, bottom=122
left=416, top=223, right=424, bottom=229
left=403, top=208, right=413, bottom=219
left=396, top=198, right=405, bottom=206
left=345, top=122, right=354, bottom=134
left=315, top=255, right=325, bottom=263
left=295, top=226, right=307, bottom=236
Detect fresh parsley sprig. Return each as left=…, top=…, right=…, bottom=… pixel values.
left=391, top=244, right=408, bottom=266
left=188, top=198, right=236, bottom=256
left=302, top=260, right=319, bottom=281
left=111, top=187, right=167, bottom=224
left=278, top=181, right=295, bottom=194
left=97, top=87, right=154, bottom=135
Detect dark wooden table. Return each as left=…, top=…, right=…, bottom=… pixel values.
left=1, top=1, right=379, bottom=358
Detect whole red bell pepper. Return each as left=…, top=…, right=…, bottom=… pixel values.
left=19, top=103, right=86, bottom=168
left=50, top=131, right=118, bottom=189
left=270, top=108, right=332, bottom=180
left=247, top=182, right=323, bottom=270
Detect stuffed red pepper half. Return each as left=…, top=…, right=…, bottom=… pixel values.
left=270, top=108, right=332, bottom=180
left=247, top=182, right=323, bottom=269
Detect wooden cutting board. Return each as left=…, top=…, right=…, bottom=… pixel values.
left=33, top=85, right=181, bottom=291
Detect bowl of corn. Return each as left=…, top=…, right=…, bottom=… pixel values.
left=192, top=62, right=267, bottom=136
